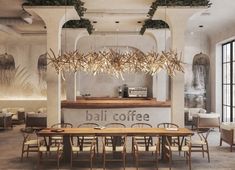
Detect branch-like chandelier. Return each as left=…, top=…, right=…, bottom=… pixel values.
left=47, top=49, right=184, bottom=79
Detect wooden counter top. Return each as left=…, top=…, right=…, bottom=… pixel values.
left=61, top=97, right=171, bottom=108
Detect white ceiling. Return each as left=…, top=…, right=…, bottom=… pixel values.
left=0, top=0, right=235, bottom=37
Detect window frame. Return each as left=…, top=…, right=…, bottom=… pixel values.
left=222, top=40, right=235, bottom=122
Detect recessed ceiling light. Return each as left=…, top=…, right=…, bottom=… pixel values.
left=115, top=21, right=119, bottom=23
left=201, top=12, right=210, bottom=16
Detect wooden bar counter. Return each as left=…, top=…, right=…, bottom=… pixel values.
left=61, top=97, right=171, bottom=109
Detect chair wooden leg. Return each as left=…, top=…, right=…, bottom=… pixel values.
left=103, top=151, right=106, bottom=170
left=187, top=151, right=192, bottom=170
left=70, top=151, right=73, bottom=168
left=219, top=138, right=222, bottom=146
left=169, top=152, right=172, bottom=170
left=90, top=152, right=93, bottom=170
left=27, top=145, right=29, bottom=157
left=202, top=145, right=205, bottom=157
left=21, top=144, right=25, bottom=161
left=57, top=154, right=60, bottom=170
left=37, top=151, right=41, bottom=170
left=155, top=151, right=158, bottom=170
left=206, top=144, right=210, bottom=162
left=123, top=151, right=126, bottom=170
left=96, top=138, right=99, bottom=154
left=133, top=147, right=137, bottom=170
left=135, top=151, right=139, bottom=170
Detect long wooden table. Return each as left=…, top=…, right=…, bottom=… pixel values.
left=37, top=127, right=193, bottom=162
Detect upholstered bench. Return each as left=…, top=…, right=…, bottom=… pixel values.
left=184, top=108, right=206, bottom=128
left=2, top=108, right=25, bottom=124
left=220, top=122, right=235, bottom=152
left=0, top=112, right=13, bottom=129
left=25, top=112, right=47, bottom=128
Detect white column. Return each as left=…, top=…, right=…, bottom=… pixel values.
left=153, top=7, right=204, bottom=126
left=25, top=6, right=79, bottom=126
left=167, top=9, right=202, bottom=127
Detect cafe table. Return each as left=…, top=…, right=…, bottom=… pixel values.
left=37, top=127, right=193, bottom=162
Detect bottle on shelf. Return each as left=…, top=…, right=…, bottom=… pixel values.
left=118, top=86, right=123, bottom=98
left=123, top=84, right=128, bottom=98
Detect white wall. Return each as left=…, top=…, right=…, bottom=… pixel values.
left=75, top=34, right=156, bottom=97
left=0, top=35, right=47, bottom=99
left=0, top=100, right=46, bottom=112
left=209, top=25, right=235, bottom=117
left=184, top=31, right=210, bottom=64
left=0, top=34, right=47, bottom=111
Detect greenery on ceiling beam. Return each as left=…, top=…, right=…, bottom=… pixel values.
left=148, top=0, right=211, bottom=18
left=24, top=0, right=94, bottom=34
left=24, top=0, right=87, bottom=18
left=63, top=19, right=94, bottom=34
left=24, top=0, right=77, bottom=6
left=140, top=19, right=169, bottom=35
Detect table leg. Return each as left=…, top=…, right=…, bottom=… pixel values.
left=63, top=135, right=71, bottom=162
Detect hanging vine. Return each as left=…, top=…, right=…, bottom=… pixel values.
left=140, top=0, right=211, bottom=34
left=23, top=0, right=93, bottom=33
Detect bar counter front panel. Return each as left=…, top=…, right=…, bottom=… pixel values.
left=62, top=97, right=171, bottom=127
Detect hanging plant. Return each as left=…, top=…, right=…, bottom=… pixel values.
left=23, top=0, right=93, bottom=33
left=23, top=0, right=77, bottom=6
left=23, top=0, right=87, bottom=18
left=140, top=19, right=169, bottom=35
left=63, top=19, right=94, bottom=34
left=74, top=1, right=86, bottom=17
left=147, top=0, right=211, bottom=19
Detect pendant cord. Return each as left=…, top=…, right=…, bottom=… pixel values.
left=164, top=0, right=167, bottom=52
left=64, top=0, right=67, bottom=53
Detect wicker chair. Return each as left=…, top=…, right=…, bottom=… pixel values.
left=131, top=123, right=153, bottom=153
left=50, top=123, right=73, bottom=145
left=70, top=135, right=96, bottom=169
left=103, top=123, right=126, bottom=169
left=37, top=134, right=63, bottom=169
left=191, top=128, right=210, bottom=162
left=20, top=128, right=42, bottom=161
left=157, top=123, right=180, bottom=155
left=78, top=123, right=99, bottom=153
left=165, top=135, right=192, bottom=170
left=133, top=135, right=159, bottom=170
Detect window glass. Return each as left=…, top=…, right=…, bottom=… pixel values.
left=233, top=62, right=235, bottom=84
left=226, top=63, right=230, bottom=83
left=222, top=41, right=234, bottom=122
left=227, top=44, right=231, bottom=62
left=223, top=45, right=227, bottom=62
left=233, top=42, right=235, bottom=61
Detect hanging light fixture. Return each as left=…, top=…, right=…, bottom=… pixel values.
left=47, top=0, right=184, bottom=79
